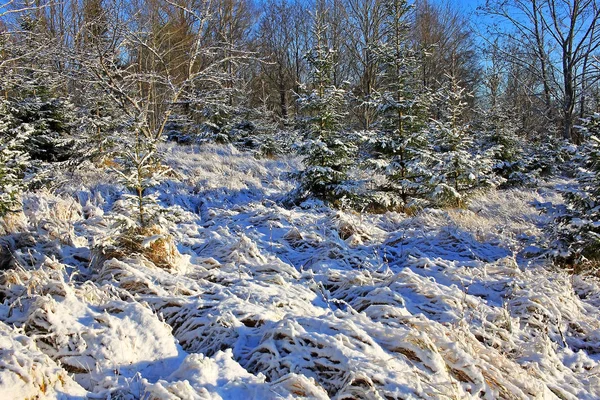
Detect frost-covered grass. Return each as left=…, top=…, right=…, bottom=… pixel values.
left=1, top=143, right=600, bottom=399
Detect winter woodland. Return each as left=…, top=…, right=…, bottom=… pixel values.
left=2, top=0, right=600, bottom=398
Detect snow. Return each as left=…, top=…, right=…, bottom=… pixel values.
left=0, top=321, right=87, bottom=399
left=2, top=143, right=600, bottom=399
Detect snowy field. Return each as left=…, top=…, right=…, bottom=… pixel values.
left=1, top=143, right=600, bottom=399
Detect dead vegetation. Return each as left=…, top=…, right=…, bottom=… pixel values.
left=93, top=225, right=181, bottom=270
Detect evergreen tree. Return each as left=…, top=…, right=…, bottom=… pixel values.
left=197, top=83, right=253, bottom=144
left=0, top=10, right=86, bottom=167
left=429, top=75, right=496, bottom=207
left=111, top=121, right=170, bottom=230
left=367, top=0, right=434, bottom=211
left=0, top=100, right=31, bottom=216
left=476, top=103, right=533, bottom=188
left=550, top=114, right=600, bottom=265
left=0, top=94, right=86, bottom=195
left=526, top=135, right=575, bottom=178
left=12, top=97, right=81, bottom=163
left=295, top=9, right=356, bottom=206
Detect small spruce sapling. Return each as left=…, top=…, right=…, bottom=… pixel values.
left=551, top=115, right=600, bottom=266
left=428, top=75, right=496, bottom=207
left=112, top=122, right=170, bottom=230
left=97, top=121, right=179, bottom=270
left=295, top=10, right=356, bottom=206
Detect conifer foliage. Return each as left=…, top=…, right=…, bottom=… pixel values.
left=367, top=0, right=433, bottom=211
left=112, top=123, right=170, bottom=230
left=10, top=97, right=81, bottom=163
left=0, top=95, right=86, bottom=215
left=295, top=9, right=356, bottom=206
left=553, top=115, right=600, bottom=264
left=476, top=103, right=532, bottom=188
left=429, top=75, right=496, bottom=207
left=0, top=100, right=30, bottom=216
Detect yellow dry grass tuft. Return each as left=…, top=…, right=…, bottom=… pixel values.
left=0, top=211, right=27, bottom=236
left=95, top=225, right=180, bottom=270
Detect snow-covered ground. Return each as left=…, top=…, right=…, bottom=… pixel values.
left=1, top=143, right=600, bottom=399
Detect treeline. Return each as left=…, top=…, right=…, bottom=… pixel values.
left=0, top=0, right=480, bottom=128
left=2, top=0, right=598, bottom=136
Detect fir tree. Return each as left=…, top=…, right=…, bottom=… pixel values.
left=0, top=100, right=31, bottom=216
left=476, top=103, right=532, bottom=188
left=295, top=9, right=355, bottom=206
left=367, top=0, right=433, bottom=211
left=550, top=114, right=600, bottom=265
left=429, top=75, right=496, bottom=207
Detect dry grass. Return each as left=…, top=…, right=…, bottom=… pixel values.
left=0, top=211, right=27, bottom=236
left=94, top=225, right=180, bottom=270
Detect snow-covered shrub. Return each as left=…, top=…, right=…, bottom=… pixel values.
left=167, top=107, right=290, bottom=159
left=255, top=129, right=297, bottom=159
left=191, top=66, right=273, bottom=153
left=223, top=119, right=285, bottom=157
left=525, top=135, right=575, bottom=178
left=202, top=112, right=254, bottom=145
left=164, top=113, right=197, bottom=144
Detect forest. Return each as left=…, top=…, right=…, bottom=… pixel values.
left=1, top=0, right=600, bottom=398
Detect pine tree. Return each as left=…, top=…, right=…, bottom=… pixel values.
left=295, top=9, right=356, bottom=206
left=429, top=75, right=496, bottom=207
left=367, top=0, right=434, bottom=211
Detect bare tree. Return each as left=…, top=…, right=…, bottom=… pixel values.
left=255, top=0, right=309, bottom=122
left=481, top=0, right=600, bottom=142
left=344, top=0, right=385, bottom=129
left=412, top=0, right=480, bottom=98
left=76, top=0, right=253, bottom=226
